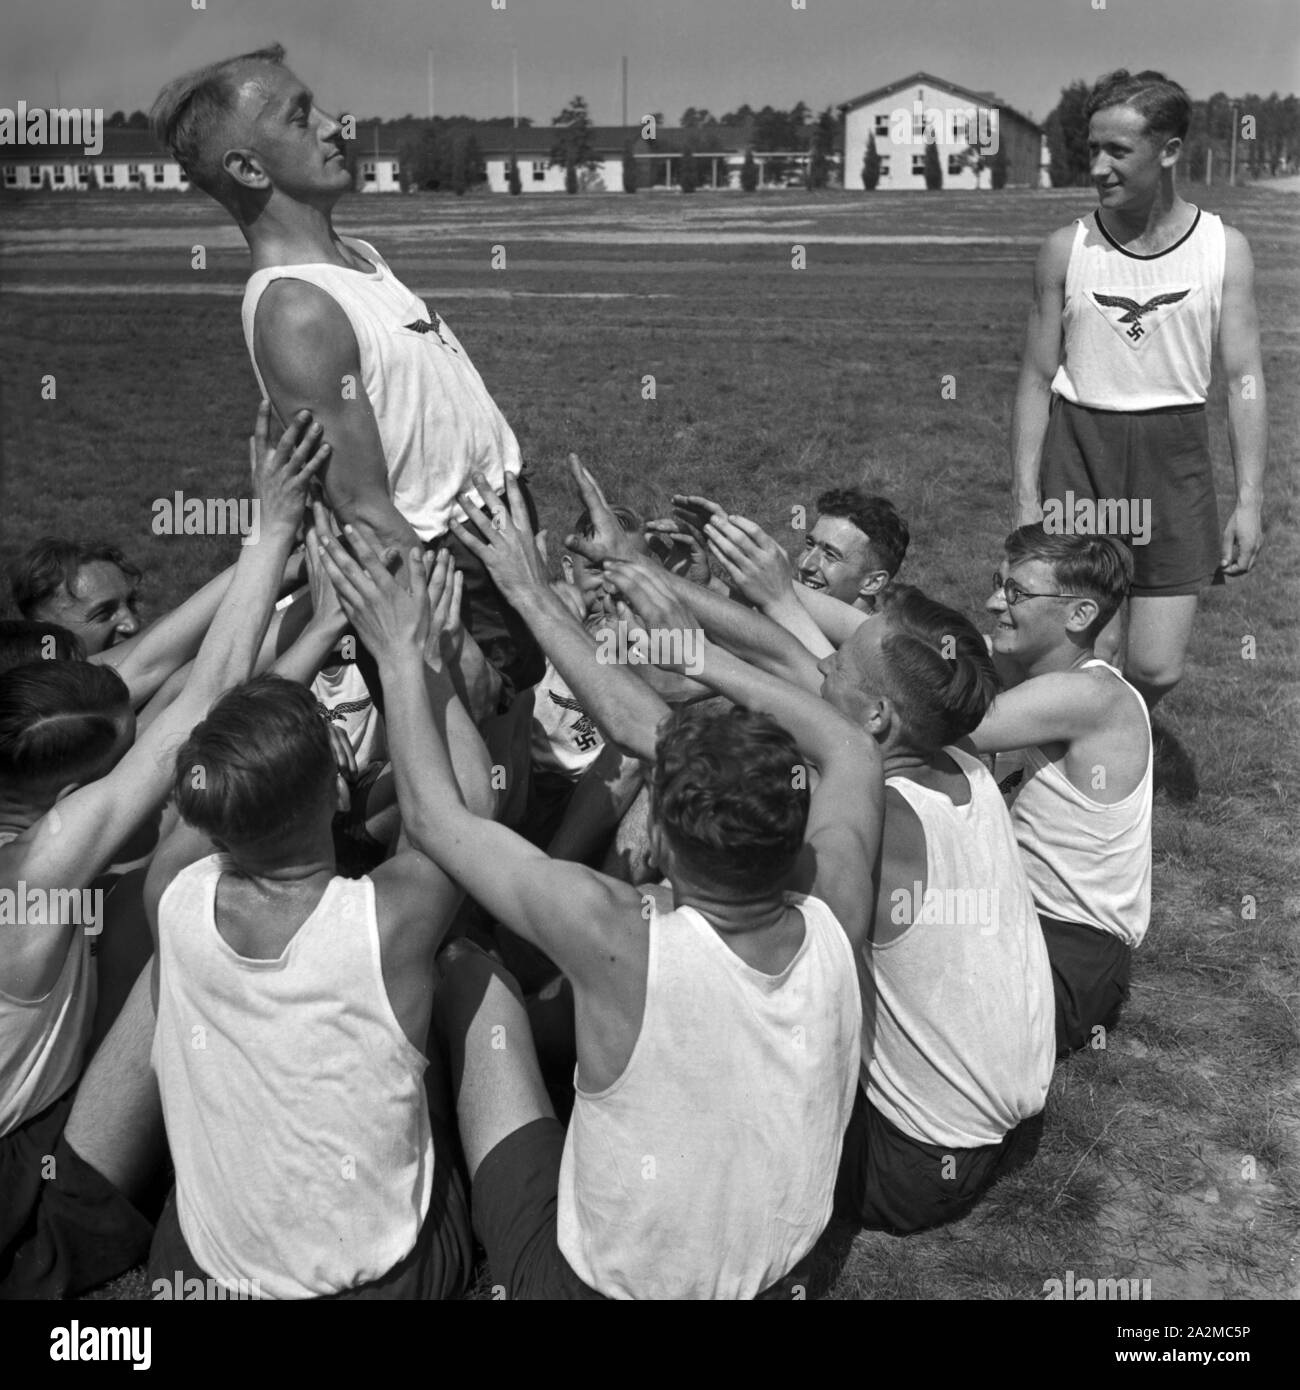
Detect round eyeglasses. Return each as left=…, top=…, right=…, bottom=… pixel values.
left=992, top=573, right=1083, bottom=606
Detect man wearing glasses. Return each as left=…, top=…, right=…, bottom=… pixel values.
left=968, top=524, right=1151, bottom=1055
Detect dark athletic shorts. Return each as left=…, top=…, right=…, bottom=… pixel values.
left=1041, top=395, right=1220, bottom=597
left=145, top=1111, right=473, bottom=1300
left=0, top=1088, right=153, bottom=1300
left=473, top=1116, right=816, bottom=1300
left=833, top=1085, right=1044, bottom=1236
left=1039, top=913, right=1132, bottom=1057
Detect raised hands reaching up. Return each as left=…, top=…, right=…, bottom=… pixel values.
left=249, top=400, right=332, bottom=540
left=316, top=527, right=430, bottom=668
left=450, top=470, right=550, bottom=601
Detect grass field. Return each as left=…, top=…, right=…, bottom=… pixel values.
left=1, top=184, right=1297, bottom=1301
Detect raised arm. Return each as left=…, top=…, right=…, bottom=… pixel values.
left=700, top=510, right=836, bottom=658
left=1010, top=226, right=1071, bottom=527
left=16, top=413, right=326, bottom=897
left=254, top=279, right=422, bottom=564
left=1218, top=226, right=1267, bottom=578
left=606, top=561, right=883, bottom=947
left=968, top=670, right=1108, bottom=755
left=317, top=527, right=643, bottom=989
left=451, top=472, right=671, bottom=762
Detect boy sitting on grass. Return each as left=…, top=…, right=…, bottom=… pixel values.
left=143, top=603, right=494, bottom=1296
left=970, top=525, right=1149, bottom=1055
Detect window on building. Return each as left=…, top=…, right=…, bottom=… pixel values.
left=53, top=167, right=66, bottom=184
left=77, top=165, right=91, bottom=183
left=911, top=154, right=926, bottom=175
left=103, top=166, right=115, bottom=184
left=154, top=164, right=166, bottom=183
left=177, top=168, right=187, bottom=183
left=531, top=161, right=546, bottom=182
left=877, top=156, right=891, bottom=176
left=874, top=113, right=890, bottom=137
left=948, top=154, right=965, bottom=175
left=127, top=164, right=141, bottom=184
left=951, top=114, right=968, bottom=144
left=2, top=165, right=16, bottom=187
left=29, top=166, right=42, bottom=185
left=362, top=161, right=376, bottom=183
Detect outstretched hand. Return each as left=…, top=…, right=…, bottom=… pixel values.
left=316, top=525, right=429, bottom=666
left=563, top=454, right=645, bottom=566
left=704, top=513, right=795, bottom=609
left=450, top=470, right=549, bottom=600
left=603, top=558, right=699, bottom=646
left=249, top=400, right=331, bottom=537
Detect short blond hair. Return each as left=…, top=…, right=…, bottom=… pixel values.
left=149, top=43, right=287, bottom=207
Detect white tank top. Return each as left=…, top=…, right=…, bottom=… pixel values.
left=1051, top=209, right=1225, bottom=410
left=1009, top=660, right=1152, bottom=947
left=557, top=893, right=861, bottom=1299
left=530, top=660, right=604, bottom=778
left=242, top=238, right=522, bottom=541
left=0, top=833, right=96, bottom=1137
left=152, top=855, right=433, bottom=1298
left=868, top=748, right=1055, bottom=1149
left=312, top=657, right=387, bottom=768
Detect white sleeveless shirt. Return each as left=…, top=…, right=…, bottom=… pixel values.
left=0, top=833, right=96, bottom=1137
left=152, top=855, right=433, bottom=1298
left=1052, top=209, right=1225, bottom=410
left=867, top=749, right=1054, bottom=1149
left=557, top=893, right=861, bottom=1299
left=1009, top=660, right=1152, bottom=947
left=242, top=237, right=522, bottom=540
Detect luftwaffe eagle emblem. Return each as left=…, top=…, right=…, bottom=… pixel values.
left=1092, top=289, right=1191, bottom=342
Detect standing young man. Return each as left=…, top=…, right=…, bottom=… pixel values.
left=1011, top=69, right=1267, bottom=711
left=150, top=45, right=542, bottom=694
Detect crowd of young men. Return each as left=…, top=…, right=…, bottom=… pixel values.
left=0, top=53, right=1265, bottom=1299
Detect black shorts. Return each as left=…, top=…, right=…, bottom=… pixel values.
left=145, top=1112, right=473, bottom=1301
left=473, top=1117, right=816, bottom=1299
left=0, top=1089, right=153, bottom=1300
left=833, top=1086, right=1044, bottom=1236
left=1041, top=396, right=1220, bottom=597
left=1039, top=913, right=1132, bottom=1056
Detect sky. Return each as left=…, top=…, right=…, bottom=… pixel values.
left=3, top=0, right=1297, bottom=129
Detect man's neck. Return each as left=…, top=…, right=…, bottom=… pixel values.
left=1012, top=641, right=1097, bottom=684
left=1100, top=179, right=1190, bottom=248
left=244, top=196, right=354, bottom=272
left=671, top=879, right=790, bottom=937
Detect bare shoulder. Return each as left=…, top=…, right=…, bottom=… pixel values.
left=1038, top=222, right=1079, bottom=281
left=254, top=279, right=353, bottom=350
left=1221, top=223, right=1256, bottom=277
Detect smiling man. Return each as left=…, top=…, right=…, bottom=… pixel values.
left=150, top=45, right=542, bottom=695
left=969, top=525, right=1151, bottom=1056
left=796, top=488, right=909, bottom=613
left=9, top=539, right=142, bottom=656
left=1011, top=69, right=1267, bottom=717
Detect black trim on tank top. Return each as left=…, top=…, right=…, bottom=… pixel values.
left=1093, top=207, right=1201, bottom=259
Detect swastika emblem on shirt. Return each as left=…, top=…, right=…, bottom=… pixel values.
left=1090, top=288, right=1193, bottom=350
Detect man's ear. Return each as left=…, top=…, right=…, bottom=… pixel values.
left=1159, top=135, right=1183, bottom=169
left=1065, top=597, right=1100, bottom=637
left=858, top=569, right=891, bottom=601
left=223, top=146, right=271, bottom=192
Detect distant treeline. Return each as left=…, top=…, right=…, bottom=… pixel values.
left=1044, top=83, right=1300, bottom=186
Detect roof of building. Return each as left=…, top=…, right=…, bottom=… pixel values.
left=838, top=71, right=1040, bottom=132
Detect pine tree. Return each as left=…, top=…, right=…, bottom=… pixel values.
left=862, top=133, right=881, bottom=189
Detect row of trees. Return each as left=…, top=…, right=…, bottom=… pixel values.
left=1045, top=82, right=1300, bottom=186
